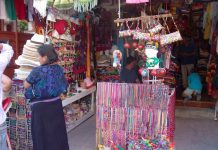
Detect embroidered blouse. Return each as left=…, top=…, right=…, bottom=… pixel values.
left=25, top=64, right=68, bottom=102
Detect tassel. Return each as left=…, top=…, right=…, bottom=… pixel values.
left=74, top=0, right=97, bottom=12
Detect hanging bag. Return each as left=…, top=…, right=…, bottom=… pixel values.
left=148, top=18, right=164, bottom=34
left=119, top=21, right=135, bottom=37
left=160, top=16, right=182, bottom=45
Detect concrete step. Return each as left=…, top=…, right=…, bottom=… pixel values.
left=176, top=106, right=215, bottom=120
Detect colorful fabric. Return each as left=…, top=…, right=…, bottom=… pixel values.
left=54, top=20, right=68, bottom=35
left=126, top=0, right=149, bottom=4
left=4, top=0, right=16, bottom=20
left=0, top=0, right=7, bottom=20
left=188, top=73, right=203, bottom=92
left=27, top=0, right=34, bottom=21
left=25, top=64, right=68, bottom=102
left=14, top=0, right=25, bottom=20
left=47, top=0, right=74, bottom=10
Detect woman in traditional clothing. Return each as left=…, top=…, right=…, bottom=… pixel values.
left=24, top=44, right=69, bottom=150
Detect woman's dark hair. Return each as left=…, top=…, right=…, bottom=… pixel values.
left=126, top=56, right=136, bottom=65
left=38, top=44, right=59, bottom=64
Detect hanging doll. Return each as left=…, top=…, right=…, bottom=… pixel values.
left=113, top=50, right=122, bottom=68
left=145, top=41, right=159, bottom=69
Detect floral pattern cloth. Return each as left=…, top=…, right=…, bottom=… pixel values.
left=25, top=64, right=68, bottom=101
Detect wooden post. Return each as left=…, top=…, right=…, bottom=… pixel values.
left=86, top=16, right=91, bottom=78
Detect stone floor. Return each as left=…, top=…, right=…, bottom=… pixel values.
left=68, top=107, right=218, bottom=150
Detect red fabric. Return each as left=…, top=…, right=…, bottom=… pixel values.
left=70, top=23, right=79, bottom=35
left=54, top=20, right=68, bottom=35
left=2, top=98, right=11, bottom=111
left=14, top=0, right=26, bottom=20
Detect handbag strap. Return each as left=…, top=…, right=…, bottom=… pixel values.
left=163, top=17, right=170, bottom=33
left=171, top=16, right=179, bottom=31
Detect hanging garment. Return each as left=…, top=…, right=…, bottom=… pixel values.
left=203, top=3, right=212, bottom=40
left=4, top=0, right=16, bottom=20
left=210, top=2, right=218, bottom=42
left=210, top=22, right=218, bottom=55
left=27, top=0, right=34, bottom=21
left=126, top=0, right=149, bottom=4
left=33, top=0, right=48, bottom=18
left=0, top=0, right=7, bottom=20
left=74, top=0, right=97, bottom=12
left=14, top=0, right=25, bottom=20
left=47, top=0, right=74, bottom=10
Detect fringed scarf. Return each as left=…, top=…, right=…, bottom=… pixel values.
left=74, top=0, right=97, bottom=12
left=47, top=0, right=74, bottom=10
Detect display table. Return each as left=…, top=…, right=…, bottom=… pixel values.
left=62, top=86, right=96, bottom=132
left=96, top=82, right=176, bottom=149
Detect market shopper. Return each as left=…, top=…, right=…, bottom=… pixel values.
left=24, top=44, right=69, bottom=150
left=120, top=56, right=140, bottom=83
left=183, top=69, right=202, bottom=101
left=0, top=43, right=13, bottom=150
left=178, top=35, right=197, bottom=89
left=0, top=43, right=14, bottom=125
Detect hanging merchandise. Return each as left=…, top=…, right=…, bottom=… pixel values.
left=33, top=0, right=48, bottom=18
left=96, top=82, right=176, bottom=149
left=160, top=16, right=182, bottom=46
left=27, top=0, right=34, bottom=21
left=46, top=10, right=87, bottom=82
left=93, top=8, right=112, bottom=52
left=47, top=0, right=74, bottom=10
left=14, top=0, right=26, bottom=20
left=7, top=81, right=33, bottom=149
left=145, top=41, right=159, bottom=69
left=113, top=50, right=122, bottom=68
left=203, top=3, right=212, bottom=40
left=149, top=23, right=164, bottom=34
left=160, top=31, right=182, bottom=46
left=126, top=0, right=149, bottom=4
left=4, top=0, right=16, bottom=20
left=0, top=0, right=7, bottom=20
left=74, top=0, right=97, bottom=12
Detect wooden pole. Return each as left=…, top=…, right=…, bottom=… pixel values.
left=86, top=16, right=91, bottom=78
left=114, top=13, right=173, bottom=23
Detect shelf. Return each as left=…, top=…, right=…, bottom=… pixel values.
left=62, top=86, right=96, bottom=107
left=66, top=111, right=94, bottom=133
